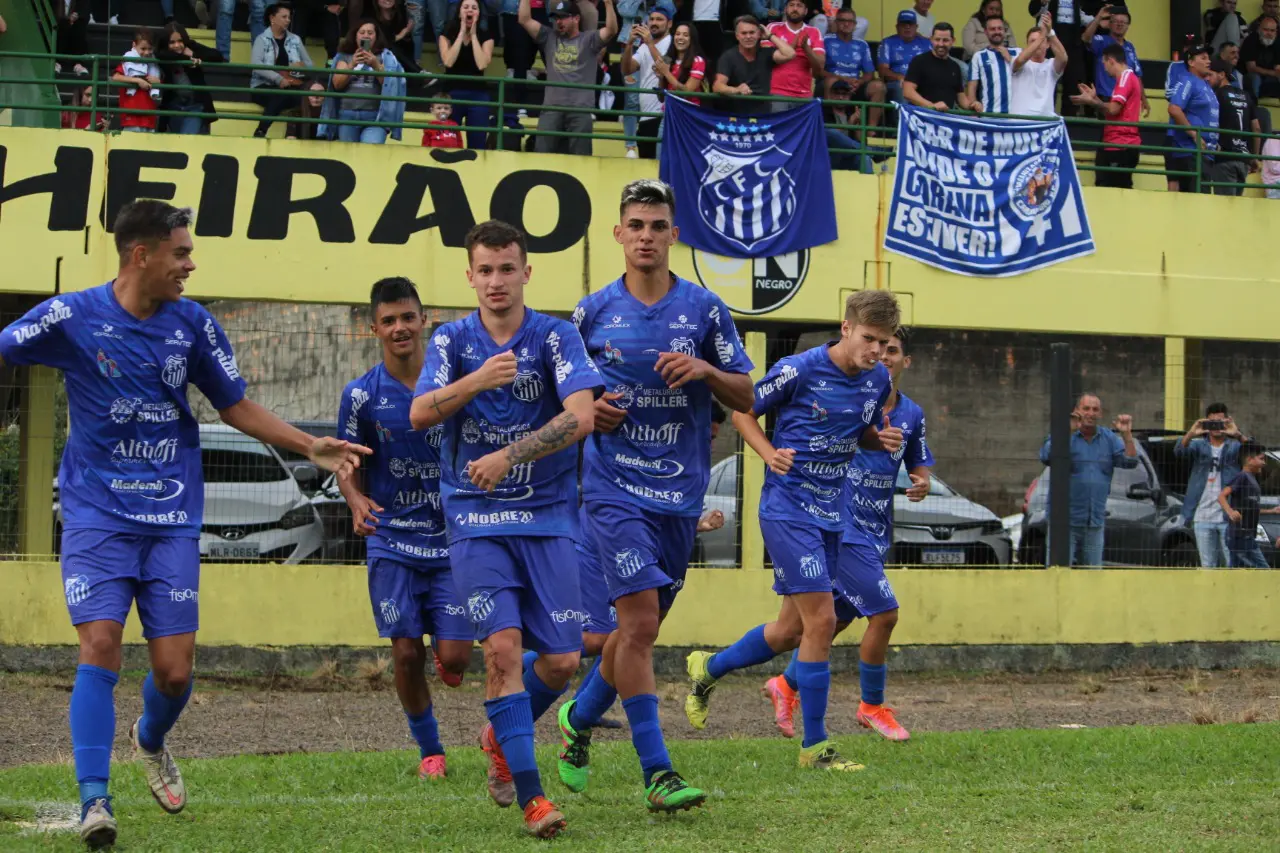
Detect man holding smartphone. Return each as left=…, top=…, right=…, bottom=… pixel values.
left=1176, top=403, right=1247, bottom=568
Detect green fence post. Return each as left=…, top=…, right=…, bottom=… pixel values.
left=496, top=76, right=506, bottom=152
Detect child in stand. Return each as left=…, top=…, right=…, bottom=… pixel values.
left=111, top=27, right=162, bottom=132
left=421, top=97, right=463, bottom=148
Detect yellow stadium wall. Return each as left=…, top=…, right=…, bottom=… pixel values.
left=2, top=563, right=1278, bottom=648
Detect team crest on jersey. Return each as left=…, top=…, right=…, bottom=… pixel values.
left=96, top=348, right=121, bottom=378
left=615, top=548, right=644, bottom=579
left=162, top=354, right=187, bottom=389
left=811, top=400, right=827, bottom=421
left=669, top=337, right=696, bottom=357
left=512, top=370, right=544, bottom=403
left=799, top=553, right=823, bottom=579
left=424, top=424, right=444, bottom=448
left=878, top=578, right=895, bottom=600
left=862, top=398, right=877, bottom=424
left=379, top=598, right=401, bottom=625
left=612, top=384, right=635, bottom=409
left=602, top=341, right=624, bottom=365
left=468, top=591, right=496, bottom=623
left=375, top=422, right=393, bottom=444
left=65, top=574, right=91, bottom=606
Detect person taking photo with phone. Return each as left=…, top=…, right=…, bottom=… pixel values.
left=1176, top=402, right=1248, bottom=568
left=321, top=19, right=409, bottom=144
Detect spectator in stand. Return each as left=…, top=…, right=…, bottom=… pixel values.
left=1249, top=0, right=1279, bottom=34
left=689, top=0, right=724, bottom=65
left=1029, top=0, right=1094, bottom=117
left=1240, top=15, right=1280, bottom=99
left=765, top=0, right=825, bottom=109
left=904, top=23, right=977, bottom=110
left=1010, top=13, right=1066, bottom=117
left=217, top=0, right=266, bottom=62
left=56, top=0, right=90, bottom=76
left=422, top=97, right=465, bottom=146
left=653, top=21, right=707, bottom=159
left=820, top=0, right=869, bottom=40
left=438, top=0, right=496, bottom=149
left=519, top=0, right=618, bottom=155
left=1038, top=394, right=1138, bottom=568
left=286, top=81, right=327, bottom=138
left=157, top=23, right=225, bottom=135
left=1218, top=441, right=1279, bottom=568
left=111, top=28, right=162, bottom=133
left=908, top=0, right=935, bottom=34
left=61, top=84, right=109, bottom=130
left=1209, top=58, right=1260, bottom=195
left=1166, top=44, right=1219, bottom=193
left=250, top=4, right=313, bottom=138
left=372, top=0, right=419, bottom=73
left=502, top=0, right=544, bottom=122
left=1204, top=0, right=1247, bottom=52
left=823, top=7, right=884, bottom=139
left=1176, top=403, right=1246, bottom=568
left=961, top=0, right=1016, bottom=61
left=1218, top=41, right=1245, bottom=88
left=1072, top=44, right=1142, bottom=187
left=1082, top=5, right=1148, bottom=115
left=966, top=16, right=1015, bottom=114
left=320, top=20, right=407, bottom=143
left=823, top=78, right=866, bottom=169
left=616, top=0, right=648, bottom=159
left=877, top=11, right=931, bottom=104
left=1263, top=135, right=1280, bottom=197
left=623, top=4, right=674, bottom=158
left=714, top=15, right=796, bottom=113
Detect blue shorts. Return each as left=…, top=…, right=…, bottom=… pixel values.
left=576, top=538, right=617, bottom=635
left=832, top=538, right=899, bottom=623
left=583, top=501, right=698, bottom=614
left=61, top=529, right=200, bottom=640
left=761, top=518, right=839, bottom=596
left=367, top=555, right=472, bottom=641
left=449, top=536, right=584, bottom=654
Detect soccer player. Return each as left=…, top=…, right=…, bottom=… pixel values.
left=337, top=277, right=473, bottom=781
left=684, top=290, right=903, bottom=771
left=555, top=179, right=754, bottom=810
left=764, top=328, right=933, bottom=742
left=409, top=220, right=602, bottom=838
left=0, top=200, right=368, bottom=849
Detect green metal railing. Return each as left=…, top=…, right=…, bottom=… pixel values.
left=5, top=50, right=1279, bottom=194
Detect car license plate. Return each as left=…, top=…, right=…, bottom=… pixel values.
left=920, top=549, right=965, bottom=565
left=209, top=543, right=260, bottom=560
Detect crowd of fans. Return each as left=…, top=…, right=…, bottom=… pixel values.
left=49, top=0, right=1280, bottom=193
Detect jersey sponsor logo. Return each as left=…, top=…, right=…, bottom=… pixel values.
left=467, top=591, right=496, bottom=623
left=757, top=363, right=798, bottom=398
left=801, top=481, right=843, bottom=503
left=668, top=314, right=699, bottom=331
left=851, top=492, right=891, bottom=512
left=488, top=485, right=535, bottom=502
left=109, top=478, right=185, bottom=501
left=613, top=453, right=686, bottom=478
left=858, top=518, right=887, bottom=538
left=802, top=460, right=847, bottom=478
left=550, top=608, right=587, bottom=623
left=375, top=396, right=396, bottom=410
left=804, top=503, right=842, bottom=524
left=546, top=330, right=575, bottom=382
left=809, top=434, right=858, bottom=454
left=444, top=603, right=465, bottom=617
left=383, top=516, right=442, bottom=531
left=799, top=553, right=824, bottom=579
left=431, top=332, right=451, bottom=387
left=669, top=337, right=696, bottom=357
left=632, top=388, right=688, bottom=408
left=13, top=298, right=72, bottom=345
left=393, top=488, right=441, bottom=509
left=461, top=418, right=482, bottom=444
left=811, top=400, right=828, bottom=421
left=96, top=348, right=121, bottom=378
left=64, top=573, right=91, bottom=606
left=612, top=477, right=684, bottom=505
left=203, top=319, right=242, bottom=381
left=120, top=509, right=190, bottom=524
left=847, top=467, right=893, bottom=489
left=390, top=541, right=449, bottom=559
left=603, top=314, right=630, bottom=329
left=109, top=397, right=137, bottom=424
left=203, top=317, right=220, bottom=346
left=376, top=422, right=393, bottom=444
left=93, top=323, right=122, bottom=339
left=452, top=510, right=535, bottom=526
left=619, top=421, right=684, bottom=447
left=462, top=419, right=535, bottom=447
left=461, top=343, right=482, bottom=361
left=162, top=354, right=187, bottom=389
left=379, top=598, right=401, bottom=624
left=387, top=457, right=440, bottom=480
left=166, top=329, right=192, bottom=348
left=691, top=249, right=810, bottom=315
left=111, top=438, right=179, bottom=465
left=611, top=384, right=635, bottom=409
left=615, top=547, right=644, bottom=578
left=601, top=340, right=625, bottom=365
left=714, top=332, right=735, bottom=364
left=570, top=306, right=586, bottom=328
left=168, top=587, right=198, bottom=602
left=345, top=388, right=370, bottom=437
left=512, top=370, right=545, bottom=402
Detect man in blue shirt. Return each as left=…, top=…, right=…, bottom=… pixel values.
left=411, top=220, right=602, bottom=838
left=0, top=200, right=369, bottom=849
left=1166, top=44, right=1220, bottom=193
left=1038, top=393, right=1138, bottom=567
left=555, top=179, right=753, bottom=812
left=764, top=328, right=932, bottom=743
left=337, top=277, right=473, bottom=783
left=1082, top=5, right=1147, bottom=109
left=684, top=290, right=904, bottom=773
left=1174, top=402, right=1246, bottom=567
left=823, top=7, right=885, bottom=136
left=877, top=10, right=931, bottom=103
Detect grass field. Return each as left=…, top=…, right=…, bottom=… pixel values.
left=2, top=724, right=1277, bottom=851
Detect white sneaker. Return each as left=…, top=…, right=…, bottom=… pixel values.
left=625, top=147, right=639, bottom=159
left=79, top=798, right=117, bottom=849
left=131, top=718, right=187, bottom=813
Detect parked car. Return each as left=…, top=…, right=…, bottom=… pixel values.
left=54, top=424, right=325, bottom=564
left=271, top=420, right=338, bottom=497
left=311, top=472, right=366, bottom=563
left=695, top=455, right=1012, bottom=567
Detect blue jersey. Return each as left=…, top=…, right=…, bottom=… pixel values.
left=1089, top=35, right=1141, bottom=100
left=842, top=390, right=933, bottom=552
left=753, top=344, right=891, bottom=531
left=824, top=34, right=874, bottom=78
left=573, top=277, right=752, bottom=517
left=417, top=309, right=602, bottom=541
left=0, top=283, right=246, bottom=536
left=1167, top=73, right=1219, bottom=152
left=339, top=362, right=448, bottom=564
left=968, top=47, right=1018, bottom=115
left=1165, top=60, right=1187, bottom=99
left=877, top=35, right=930, bottom=77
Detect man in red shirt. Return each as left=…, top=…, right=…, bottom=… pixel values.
left=1071, top=43, right=1141, bottom=189
left=765, top=0, right=825, bottom=111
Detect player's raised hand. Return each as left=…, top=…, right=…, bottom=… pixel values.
left=348, top=492, right=383, bottom=536
left=876, top=415, right=904, bottom=454
left=594, top=391, right=628, bottom=432
left=654, top=352, right=712, bottom=388
left=475, top=351, right=518, bottom=391
left=309, top=436, right=372, bottom=479
left=906, top=472, right=929, bottom=501
left=768, top=447, right=796, bottom=475
left=466, top=450, right=513, bottom=493
left=697, top=508, right=725, bottom=533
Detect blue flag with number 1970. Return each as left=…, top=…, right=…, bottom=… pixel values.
left=659, top=97, right=837, bottom=259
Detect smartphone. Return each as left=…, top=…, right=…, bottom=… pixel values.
left=1203, top=420, right=1226, bottom=431
left=359, top=37, right=373, bottom=51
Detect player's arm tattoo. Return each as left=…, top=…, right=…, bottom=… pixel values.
left=504, top=411, right=580, bottom=466
left=431, top=391, right=457, bottom=416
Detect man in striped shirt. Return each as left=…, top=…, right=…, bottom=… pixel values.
left=966, top=16, right=1016, bottom=114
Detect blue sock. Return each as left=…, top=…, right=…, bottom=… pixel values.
left=522, top=655, right=566, bottom=722
left=794, top=660, right=831, bottom=748
left=574, top=657, right=601, bottom=699
left=405, top=707, right=444, bottom=758
left=622, top=694, right=672, bottom=787
left=860, top=662, right=887, bottom=706
left=137, top=671, right=193, bottom=753
left=569, top=661, right=618, bottom=731
left=707, top=624, right=776, bottom=680
left=71, top=664, right=118, bottom=806
left=782, top=650, right=800, bottom=691
left=486, top=692, right=543, bottom=808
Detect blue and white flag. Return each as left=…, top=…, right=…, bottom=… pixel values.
left=659, top=97, right=837, bottom=259
left=884, top=106, right=1094, bottom=277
